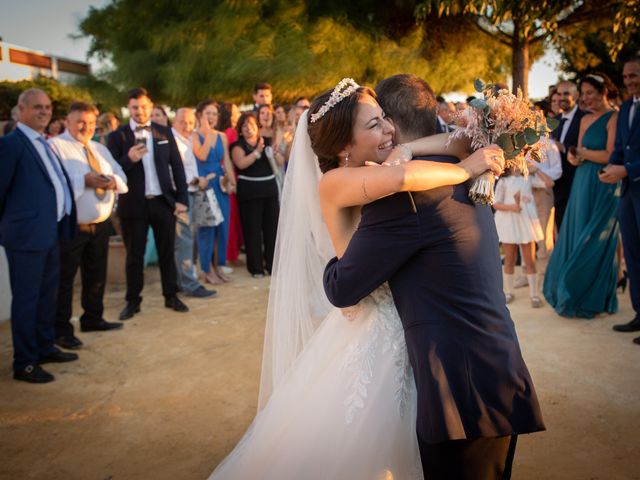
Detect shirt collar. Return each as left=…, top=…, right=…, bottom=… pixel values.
left=561, top=104, right=578, bottom=121
left=171, top=127, right=190, bottom=144
left=130, top=118, right=151, bottom=132
left=16, top=122, right=44, bottom=140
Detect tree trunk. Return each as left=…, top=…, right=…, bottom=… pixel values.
left=511, top=24, right=529, bottom=98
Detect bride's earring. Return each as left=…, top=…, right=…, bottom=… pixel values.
left=344, top=152, right=349, bottom=167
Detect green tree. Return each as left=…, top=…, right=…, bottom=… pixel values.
left=79, top=0, right=510, bottom=105
left=556, top=17, right=640, bottom=91
left=0, top=77, right=93, bottom=120
left=415, top=0, right=635, bottom=97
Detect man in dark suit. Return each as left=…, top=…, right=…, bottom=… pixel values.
left=107, top=88, right=189, bottom=320
left=323, top=74, right=545, bottom=479
left=0, top=89, right=78, bottom=383
left=601, top=56, right=640, bottom=343
left=552, top=80, right=586, bottom=229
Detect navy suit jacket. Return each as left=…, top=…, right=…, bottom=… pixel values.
left=324, top=155, right=545, bottom=443
left=107, top=123, right=188, bottom=218
left=0, top=128, right=76, bottom=251
left=552, top=108, right=585, bottom=204
left=610, top=99, right=640, bottom=196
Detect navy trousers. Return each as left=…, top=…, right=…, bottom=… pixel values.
left=5, top=244, right=59, bottom=370
left=619, top=192, right=640, bottom=314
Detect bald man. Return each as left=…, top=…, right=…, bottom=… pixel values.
left=171, top=108, right=216, bottom=298
left=0, top=89, right=79, bottom=383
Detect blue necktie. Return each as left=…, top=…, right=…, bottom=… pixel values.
left=36, top=137, right=72, bottom=216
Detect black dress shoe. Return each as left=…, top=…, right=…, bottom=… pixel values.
left=633, top=336, right=640, bottom=345
left=55, top=335, right=84, bottom=350
left=612, top=316, right=640, bottom=332
left=39, top=347, right=79, bottom=364
left=81, top=319, right=124, bottom=332
left=119, top=302, right=141, bottom=320
left=14, top=365, right=54, bottom=383
left=186, top=286, right=217, bottom=298
left=165, top=296, right=189, bottom=312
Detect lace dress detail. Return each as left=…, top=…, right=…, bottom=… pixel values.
left=209, top=284, right=423, bottom=480
left=342, top=284, right=413, bottom=424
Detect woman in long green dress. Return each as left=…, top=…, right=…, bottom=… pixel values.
left=543, top=74, right=620, bottom=318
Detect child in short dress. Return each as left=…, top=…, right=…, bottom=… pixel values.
left=494, top=168, right=545, bottom=307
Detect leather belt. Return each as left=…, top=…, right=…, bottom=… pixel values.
left=78, top=223, right=100, bottom=234
left=145, top=194, right=162, bottom=200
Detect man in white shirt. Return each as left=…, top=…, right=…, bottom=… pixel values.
left=0, top=89, right=78, bottom=383
left=551, top=81, right=585, bottom=228
left=107, top=88, right=189, bottom=320
left=171, top=108, right=216, bottom=298
left=49, top=102, right=129, bottom=350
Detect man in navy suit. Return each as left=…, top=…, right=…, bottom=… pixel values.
left=601, top=56, right=640, bottom=344
left=107, top=88, right=189, bottom=320
left=0, top=89, right=78, bottom=383
left=323, top=75, right=544, bottom=479
left=552, top=81, right=585, bottom=229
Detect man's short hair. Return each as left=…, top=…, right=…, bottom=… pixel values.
left=375, top=74, right=437, bottom=139
left=128, top=87, right=150, bottom=101
left=625, top=55, right=640, bottom=66
left=68, top=101, right=98, bottom=116
left=254, top=82, right=272, bottom=93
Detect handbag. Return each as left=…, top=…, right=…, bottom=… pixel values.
left=192, top=188, right=224, bottom=227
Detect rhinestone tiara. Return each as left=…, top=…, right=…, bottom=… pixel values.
left=310, top=78, right=361, bottom=123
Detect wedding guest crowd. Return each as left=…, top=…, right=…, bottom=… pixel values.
left=3, top=65, right=639, bottom=384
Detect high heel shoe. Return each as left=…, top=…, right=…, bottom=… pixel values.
left=617, top=270, right=628, bottom=293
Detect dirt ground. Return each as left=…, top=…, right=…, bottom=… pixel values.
left=0, top=265, right=639, bottom=480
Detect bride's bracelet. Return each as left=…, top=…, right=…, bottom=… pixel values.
left=396, top=143, right=413, bottom=160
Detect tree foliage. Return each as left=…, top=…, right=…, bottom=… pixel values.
left=415, top=0, right=636, bottom=97
left=79, top=0, right=511, bottom=105
left=556, top=14, right=640, bottom=90
left=0, top=77, right=93, bottom=120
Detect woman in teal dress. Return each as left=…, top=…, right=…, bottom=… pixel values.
left=543, top=74, right=620, bottom=318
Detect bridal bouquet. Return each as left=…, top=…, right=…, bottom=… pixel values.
left=449, top=79, right=559, bottom=204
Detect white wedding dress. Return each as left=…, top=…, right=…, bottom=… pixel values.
left=208, top=110, right=423, bottom=479
left=209, top=286, right=423, bottom=480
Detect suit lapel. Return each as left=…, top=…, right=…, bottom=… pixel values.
left=15, top=128, right=52, bottom=183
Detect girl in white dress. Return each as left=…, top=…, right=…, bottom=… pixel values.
left=208, top=79, right=504, bottom=480
left=493, top=169, right=544, bottom=307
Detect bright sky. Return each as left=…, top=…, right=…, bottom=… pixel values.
left=0, top=0, right=560, bottom=99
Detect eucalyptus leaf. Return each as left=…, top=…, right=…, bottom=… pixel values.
left=524, top=127, right=540, bottom=145
left=505, top=147, right=522, bottom=160
left=496, top=133, right=514, bottom=152
left=546, top=116, right=560, bottom=130
left=515, top=132, right=527, bottom=149
left=469, top=98, right=488, bottom=110
left=474, top=78, right=486, bottom=93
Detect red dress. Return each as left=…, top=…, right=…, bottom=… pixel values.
left=225, top=127, right=244, bottom=261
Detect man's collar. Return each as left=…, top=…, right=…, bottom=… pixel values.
left=16, top=122, right=43, bottom=139
left=130, top=118, right=151, bottom=131
left=561, top=104, right=578, bottom=119
left=171, top=127, right=190, bottom=143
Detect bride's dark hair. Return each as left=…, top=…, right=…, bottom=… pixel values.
left=307, top=85, right=377, bottom=173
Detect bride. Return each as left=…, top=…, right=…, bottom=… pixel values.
left=208, top=79, right=504, bottom=479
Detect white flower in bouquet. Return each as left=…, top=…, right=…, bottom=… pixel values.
left=448, top=79, right=559, bottom=204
